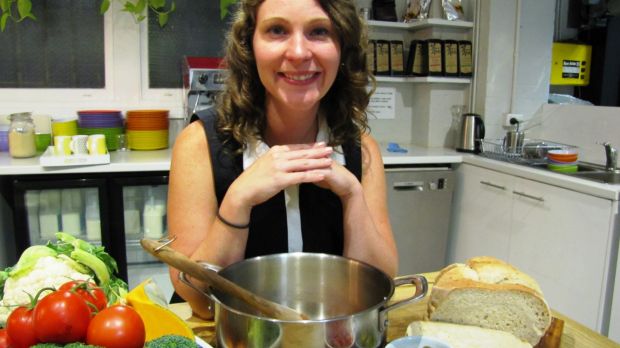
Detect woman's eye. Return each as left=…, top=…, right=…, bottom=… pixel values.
left=310, top=27, right=330, bottom=37
left=266, top=25, right=286, bottom=36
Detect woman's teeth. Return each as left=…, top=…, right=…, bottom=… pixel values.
left=284, top=73, right=315, bottom=81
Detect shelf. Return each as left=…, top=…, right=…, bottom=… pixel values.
left=367, top=18, right=474, bottom=30
left=375, top=76, right=471, bottom=84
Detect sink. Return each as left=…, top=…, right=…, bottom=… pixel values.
left=569, top=171, right=620, bottom=184
left=526, top=162, right=602, bottom=173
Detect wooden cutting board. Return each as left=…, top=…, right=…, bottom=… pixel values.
left=536, top=317, right=564, bottom=348
left=386, top=274, right=564, bottom=348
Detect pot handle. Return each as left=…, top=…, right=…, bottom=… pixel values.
left=178, top=261, right=222, bottom=310
left=381, top=274, right=428, bottom=315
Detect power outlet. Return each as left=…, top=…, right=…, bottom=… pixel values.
left=504, top=113, right=526, bottom=127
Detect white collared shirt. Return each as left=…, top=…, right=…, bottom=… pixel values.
left=242, top=117, right=345, bottom=252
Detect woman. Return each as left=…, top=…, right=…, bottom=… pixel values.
left=168, top=0, right=398, bottom=318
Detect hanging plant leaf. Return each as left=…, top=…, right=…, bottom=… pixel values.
left=149, top=0, right=165, bottom=10
left=16, top=0, right=32, bottom=20
left=0, top=0, right=9, bottom=12
left=220, top=0, right=238, bottom=20
left=158, top=12, right=168, bottom=27
left=100, top=0, right=110, bottom=14
left=0, top=12, right=9, bottom=31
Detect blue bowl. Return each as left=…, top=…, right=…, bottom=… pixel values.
left=386, top=336, right=452, bottom=348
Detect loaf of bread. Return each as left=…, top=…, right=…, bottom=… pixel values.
left=406, top=320, right=532, bottom=348
left=428, top=256, right=551, bottom=346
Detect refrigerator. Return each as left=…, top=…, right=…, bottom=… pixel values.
left=11, top=171, right=174, bottom=300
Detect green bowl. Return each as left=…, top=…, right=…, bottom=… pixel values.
left=547, top=163, right=578, bottom=173
left=35, top=133, right=52, bottom=152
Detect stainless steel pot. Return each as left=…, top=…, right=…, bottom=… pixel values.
left=180, top=253, right=427, bottom=348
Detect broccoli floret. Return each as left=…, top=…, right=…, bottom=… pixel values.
left=30, top=344, right=63, bottom=348
left=145, top=335, right=199, bottom=348
left=63, top=343, right=103, bottom=348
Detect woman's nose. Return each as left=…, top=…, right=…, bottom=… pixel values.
left=285, top=32, right=312, bottom=61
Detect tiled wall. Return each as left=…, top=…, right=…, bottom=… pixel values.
left=527, top=104, right=620, bottom=165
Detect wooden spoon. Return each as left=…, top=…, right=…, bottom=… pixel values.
left=140, top=239, right=307, bottom=321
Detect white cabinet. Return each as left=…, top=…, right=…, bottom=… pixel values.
left=449, top=163, right=512, bottom=261
left=450, top=163, right=618, bottom=333
left=610, top=252, right=620, bottom=342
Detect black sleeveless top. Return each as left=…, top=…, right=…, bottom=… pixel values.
left=194, top=109, right=362, bottom=258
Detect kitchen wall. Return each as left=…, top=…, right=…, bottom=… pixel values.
left=473, top=0, right=555, bottom=141
left=527, top=104, right=620, bottom=165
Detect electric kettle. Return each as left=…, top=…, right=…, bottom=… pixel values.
left=456, top=113, right=485, bottom=153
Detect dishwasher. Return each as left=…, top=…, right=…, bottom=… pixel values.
left=384, top=165, right=455, bottom=275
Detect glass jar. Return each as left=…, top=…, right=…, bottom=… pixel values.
left=8, top=112, right=37, bottom=158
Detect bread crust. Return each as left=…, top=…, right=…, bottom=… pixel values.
left=428, top=256, right=551, bottom=345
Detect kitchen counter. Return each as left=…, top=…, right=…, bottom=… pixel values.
left=1, top=145, right=619, bottom=201
left=169, top=271, right=620, bottom=347
left=0, top=143, right=462, bottom=175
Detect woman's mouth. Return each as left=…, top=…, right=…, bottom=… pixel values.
left=279, top=72, right=320, bottom=83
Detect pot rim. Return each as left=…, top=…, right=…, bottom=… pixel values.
left=207, top=252, right=395, bottom=323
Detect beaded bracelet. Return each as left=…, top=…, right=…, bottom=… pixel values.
left=216, top=210, right=250, bottom=229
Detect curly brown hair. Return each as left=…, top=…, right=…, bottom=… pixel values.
left=216, top=0, right=375, bottom=150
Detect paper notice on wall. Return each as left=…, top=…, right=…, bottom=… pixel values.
left=368, top=87, right=396, bottom=119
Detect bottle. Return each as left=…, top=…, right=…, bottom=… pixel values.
left=39, top=189, right=61, bottom=240
left=8, top=112, right=36, bottom=158
left=143, top=187, right=164, bottom=239
left=85, top=189, right=101, bottom=241
left=123, top=187, right=142, bottom=237
left=61, top=189, right=83, bottom=236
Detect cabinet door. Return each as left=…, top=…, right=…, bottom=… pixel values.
left=449, top=164, right=513, bottom=262
left=509, top=178, right=614, bottom=332
left=609, top=243, right=620, bottom=342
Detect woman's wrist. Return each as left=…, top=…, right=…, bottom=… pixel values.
left=219, top=184, right=253, bottom=228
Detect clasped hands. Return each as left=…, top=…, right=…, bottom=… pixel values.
left=229, top=142, right=359, bottom=208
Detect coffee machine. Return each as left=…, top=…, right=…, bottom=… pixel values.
left=182, top=56, right=227, bottom=125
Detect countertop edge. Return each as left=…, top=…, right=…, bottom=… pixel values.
left=1, top=146, right=619, bottom=201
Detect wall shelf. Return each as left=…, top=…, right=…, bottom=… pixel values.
left=367, top=18, right=474, bottom=30
left=375, top=76, right=471, bottom=84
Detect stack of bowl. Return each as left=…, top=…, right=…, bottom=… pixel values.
left=547, top=149, right=579, bottom=173
left=77, top=110, right=124, bottom=151
left=125, top=110, right=169, bottom=150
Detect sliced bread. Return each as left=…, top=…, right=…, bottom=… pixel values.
left=428, top=256, right=551, bottom=346
left=406, top=320, right=532, bottom=348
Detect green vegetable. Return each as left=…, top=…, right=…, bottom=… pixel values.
left=0, top=232, right=128, bottom=320
left=144, top=334, right=199, bottom=348
left=46, top=232, right=127, bottom=303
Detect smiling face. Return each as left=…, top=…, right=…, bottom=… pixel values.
left=252, top=0, right=341, bottom=114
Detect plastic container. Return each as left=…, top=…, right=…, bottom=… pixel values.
left=0, top=124, right=9, bottom=151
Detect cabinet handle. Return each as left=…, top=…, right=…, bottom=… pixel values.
left=393, top=181, right=424, bottom=191
left=479, top=180, right=506, bottom=190
left=512, top=190, right=545, bottom=202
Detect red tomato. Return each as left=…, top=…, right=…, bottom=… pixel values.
left=33, top=289, right=92, bottom=344
left=86, top=305, right=145, bottom=348
left=6, top=306, right=38, bottom=348
left=0, top=328, right=13, bottom=348
left=59, top=280, right=107, bottom=314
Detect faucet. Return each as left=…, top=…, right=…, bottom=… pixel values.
left=603, top=142, right=619, bottom=172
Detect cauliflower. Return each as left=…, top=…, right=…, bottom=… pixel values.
left=0, top=256, right=91, bottom=325
left=0, top=233, right=129, bottom=327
